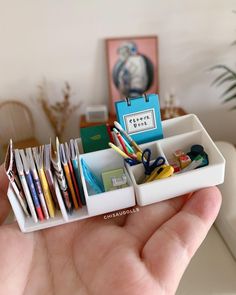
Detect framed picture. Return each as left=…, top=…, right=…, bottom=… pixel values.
left=106, top=35, right=159, bottom=114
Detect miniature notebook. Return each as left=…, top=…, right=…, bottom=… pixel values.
left=115, top=93, right=163, bottom=144
left=80, top=124, right=110, bottom=153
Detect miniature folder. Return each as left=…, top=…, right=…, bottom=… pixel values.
left=115, top=93, right=163, bottom=144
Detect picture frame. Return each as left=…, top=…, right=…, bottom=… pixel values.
left=106, top=35, right=159, bottom=115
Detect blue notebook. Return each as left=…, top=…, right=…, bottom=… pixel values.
left=115, top=94, right=163, bottom=144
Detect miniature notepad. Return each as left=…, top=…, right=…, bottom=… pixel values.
left=115, top=93, right=163, bottom=144
left=80, top=124, right=110, bottom=153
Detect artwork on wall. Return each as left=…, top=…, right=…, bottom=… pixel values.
left=106, top=35, right=159, bottom=114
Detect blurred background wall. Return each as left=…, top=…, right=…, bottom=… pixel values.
left=0, top=0, right=235, bottom=143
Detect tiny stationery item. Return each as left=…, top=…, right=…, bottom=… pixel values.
left=15, top=149, right=38, bottom=222
left=173, top=149, right=185, bottom=160
left=65, top=142, right=83, bottom=208
left=33, top=146, right=55, bottom=218
left=26, top=147, right=49, bottom=219
left=141, top=148, right=165, bottom=176
left=145, top=165, right=174, bottom=183
left=60, top=143, right=79, bottom=209
left=102, top=168, right=128, bottom=191
left=180, top=154, right=204, bottom=173
left=171, top=144, right=209, bottom=174
left=114, top=121, right=143, bottom=153
left=168, top=160, right=181, bottom=173
left=80, top=158, right=104, bottom=194
left=179, top=154, right=192, bottom=169
left=187, top=144, right=209, bottom=168
left=44, top=144, right=59, bottom=209
left=69, top=139, right=86, bottom=206
left=51, top=138, right=73, bottom=214
left=19, top=149, right=44, bottom=221
left=4, top=140, right=29, bottom=217
left=115, top=93, right=163, bottom=144
left=80, top=124, right=111, bottom=153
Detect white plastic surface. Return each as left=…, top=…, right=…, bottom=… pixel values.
left=7, top=114, right=225, bottom=232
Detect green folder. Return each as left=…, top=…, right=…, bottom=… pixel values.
left=80, top=124, right=110, bottom=153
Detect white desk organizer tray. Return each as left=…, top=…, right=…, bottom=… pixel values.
left=7, top=147, right=135, bottom=233
left=126, top=114, right=225, bottom=206
left=7, top=114, right=225, bottom=232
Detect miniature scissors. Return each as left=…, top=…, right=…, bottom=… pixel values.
left=125, top=158, right=140, bottom=166
left=141, top=148, right=165, bottom=175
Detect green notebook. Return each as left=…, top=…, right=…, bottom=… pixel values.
left=80, top=124, right=110, bottom=153
left=102, top=168, right=128, bottom=192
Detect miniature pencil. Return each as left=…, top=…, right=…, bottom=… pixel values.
left=114, top=121, right=143, bottom=153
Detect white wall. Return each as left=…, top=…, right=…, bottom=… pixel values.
left=0, top=0, right=235, bottom=143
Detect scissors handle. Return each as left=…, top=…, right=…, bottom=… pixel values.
left=142, top=152, right=165, bottom=175
left=125, top=158, right=140, bottom=166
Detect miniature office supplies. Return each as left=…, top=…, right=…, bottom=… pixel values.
left=115, top=93, right=163, bottom=144
left=141, top=148, right=165, bottom=176
left=125, top=158, right=140, bottom=166
left=65, top=142, right=83, bottom=208
left=179, top=154, right=192, bottom=169
left=69, top=139, right=86, bottom=206
left=15, top=149, right=38, bottom=222
left=6, top=114, right=226, bottom=233
left=19, top=149, right=44, bottom=221
left=33, top=146, right=55, bottom=218
left=114, top=121, right=143, bottom=153
left=81, top=158, right=104, bottom=194
left=60, top=143, right=79, bottom=209
left=168, top=160, right=181, bottom=173
left=80, top=124, right=110, bottom=153
left=26, top=148, right=49, bottom=219
left=106, top=124, right=114, bottom=144
left=173, top=149, right=185, bottom=160
left=102, top=168, right=128, bottom=191
left=108, top=142, right=132, bottom=160
left=44, top=144, right=59, bottom=208
left=180, top=155, right=204, bottom=173
left=5, top=140, right=29, bottom=217
left=145, top=165, right=174, bottom=183
left=51, top=138, right=73, bottom=214
left=187, top=144, right=209, bottom=168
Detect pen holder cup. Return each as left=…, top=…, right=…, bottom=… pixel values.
left=79, top=148, right=136, bottom=216
left=126, top=124, right=225, bottom=206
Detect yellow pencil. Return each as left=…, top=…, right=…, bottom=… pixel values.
left=108, top=142, right=131, bottom=159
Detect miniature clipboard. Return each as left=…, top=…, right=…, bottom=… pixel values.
left=115, top=93, right=163, bottom=144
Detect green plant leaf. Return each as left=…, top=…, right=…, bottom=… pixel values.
left=221, top=83, right=236, bottom=97
left=211, top=65, right=236, bottom=78
left=211, top=71, right=230, bottom=86
left=223, top=94, right=236, bottom=103
left=230, top=105, right=236, bottom=110
left=215, top=75, right=235, bottom=86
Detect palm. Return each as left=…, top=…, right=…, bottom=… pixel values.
left=0, top=165, right=221, bottom=295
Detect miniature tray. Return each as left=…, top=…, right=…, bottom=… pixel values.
left=7, top=114, right=225, bottom=232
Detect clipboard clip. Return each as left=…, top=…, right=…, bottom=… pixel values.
left=143, top=93, right=149, bottom=102
left=126, top=93, right=149, bottom=106
left=125, top=97, right=131, bottom=106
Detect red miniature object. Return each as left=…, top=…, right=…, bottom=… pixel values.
left=179, top=154, right=191, bottom=169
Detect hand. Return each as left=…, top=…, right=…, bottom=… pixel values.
left=0, top=164, right=221, bottom=295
